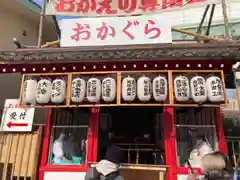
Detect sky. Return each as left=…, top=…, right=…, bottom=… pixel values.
left=31, top=0, right=79, bottom=21
left=227, top=89, right=232, bottom=98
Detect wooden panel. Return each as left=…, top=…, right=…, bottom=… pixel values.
left=220, top=70, right=228, bottom=105
left=168, top=70, right=174, bottom=104
left=120, top=169, right=166, bottom=180
left=117, top=72, right=122, bottom=105
left=0, top=127, right=42, bottom=180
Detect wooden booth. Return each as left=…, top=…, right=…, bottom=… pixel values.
left=0, top=43, right=238, bottom=180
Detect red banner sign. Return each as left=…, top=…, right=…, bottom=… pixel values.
left=46, top=0, right=221, bottom=16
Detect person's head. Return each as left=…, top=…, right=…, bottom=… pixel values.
left=201, top=151, right=228, bottom=180
left=104, top=145, right=124, bottom=164
left=62, top=134, right=83, bottom=160
left=201, top=151, right=227, bottom=173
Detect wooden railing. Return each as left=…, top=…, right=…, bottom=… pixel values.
left=115, top=143, right=164, bottom=165
left=120, top=164, right=167, bottom=180
left=90, top=163, right=168, bottom=180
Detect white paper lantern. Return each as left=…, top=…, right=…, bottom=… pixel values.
left=122, top=76, right=136, bottom=102
left=71, top=78, right=86, bottom=103
left=137, top=76, right=151, bottom=102
left=87, top=78, right=101, bottom=103
left=51, top=78, right=66, bottom=104
left=36, top=78, right=52, bottom=104
left=102, top=77, right=116, bottom=102
left=190, top=76, right=207, bottom=103
left=206, top=76, right=224, bottom=102
left=152, top=76, right=168, bottom=102
left=22, top=77, right=37, bottom=104
left=174, top=75, right=190, bottom=101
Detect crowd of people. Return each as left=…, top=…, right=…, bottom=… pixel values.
left=52, top=132, right=232, bottom=180
left=84, top=144, right=232, bottom=180
left=186, top=135, right=232, bottom=180
left=187, top=151, right=231, bottom=180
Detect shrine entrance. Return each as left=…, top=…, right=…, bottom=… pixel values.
left=96, top=107, right=166, bottom=180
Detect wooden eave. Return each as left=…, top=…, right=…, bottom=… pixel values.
left=0, top=43, right=240, bottom=64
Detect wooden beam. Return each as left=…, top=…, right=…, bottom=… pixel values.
left=172, top=28, right=217, bottom=41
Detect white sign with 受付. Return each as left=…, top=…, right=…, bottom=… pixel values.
left=0, top=99, right=35, bottom=132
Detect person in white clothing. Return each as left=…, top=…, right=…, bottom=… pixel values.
left=52, top=132, right=65, bottom=164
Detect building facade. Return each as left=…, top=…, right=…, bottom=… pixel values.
left=0, top=0, right=57, bottom=124
left=0, top=0, right=57, bottom=49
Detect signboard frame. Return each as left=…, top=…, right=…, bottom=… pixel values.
left=60, top=14, right=172, bottom=47
left=0, top=99, right=35, bottom=132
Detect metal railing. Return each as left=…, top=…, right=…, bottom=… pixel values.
left=226, top=136, right=240, bottom=169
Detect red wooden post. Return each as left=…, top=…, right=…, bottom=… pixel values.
left=39, top=108, right=52, bottom=180
left=164, top=107, right=177, bottom=180
left=90, top=107, right=100, bottom=162
left=215, top=107, right=227, bottom=154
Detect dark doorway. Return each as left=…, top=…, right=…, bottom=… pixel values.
left=98, top=107, right=165, bottom=165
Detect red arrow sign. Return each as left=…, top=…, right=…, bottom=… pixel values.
left=7, top=122, right=28, bottom=128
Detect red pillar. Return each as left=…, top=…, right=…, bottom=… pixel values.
left=164, top=107, right=177, bottom=180
left=215, top=107, right=227, bottom=154
left=87, top=108, right=100, bottom=163
left=39, top=108, right=52, bottom=180
left=91, top=107, right=100, bottom=162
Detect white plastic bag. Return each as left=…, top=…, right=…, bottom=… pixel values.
left=187, top=142, right=213, bottom=168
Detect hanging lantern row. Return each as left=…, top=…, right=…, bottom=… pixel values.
left=71, top=77, right=116, bottom=103
left=22, top=75, right=169, bottom=105
left=22, top=77, right=116, bottom=105
left=174, top=75, right=224, bottom=103
left=72, top=75, right=168, bottom=103
left=22, top=74, right=225, bottom=106
left=71, top=76, right=167, bottom=103
left=122, top=75, right=168, bottom=102
left=23, top=77, right=66, bottom=105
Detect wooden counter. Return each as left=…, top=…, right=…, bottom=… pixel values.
left=120, top=164, right=167, bottom=180
left=91, top=163, right=168, bottom=180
